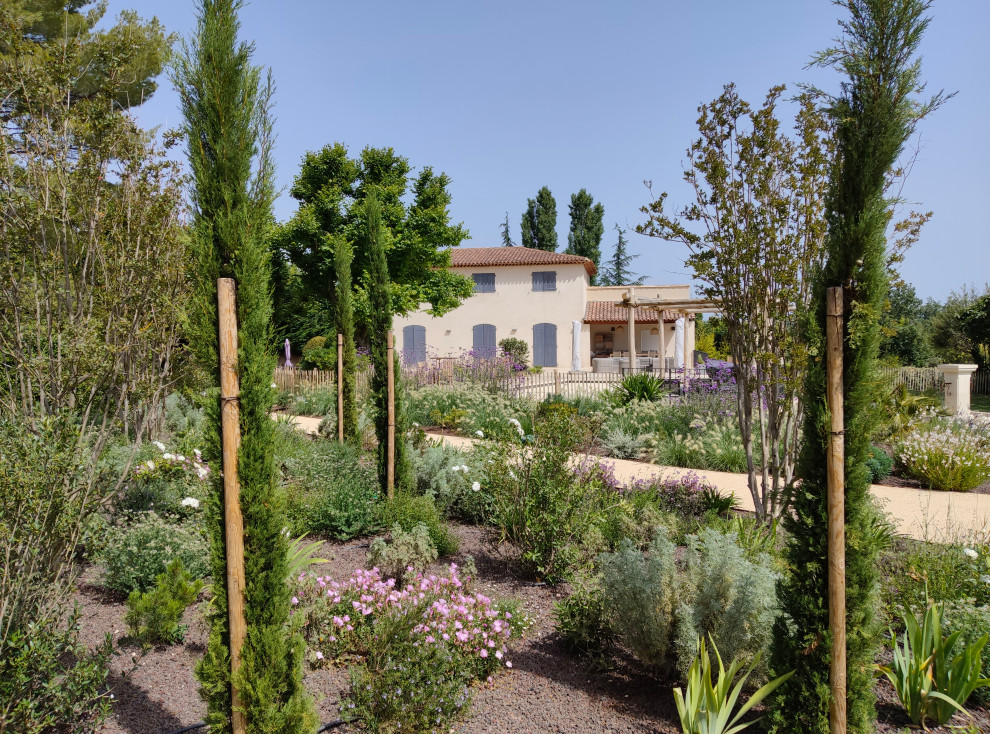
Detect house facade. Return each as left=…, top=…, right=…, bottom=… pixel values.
left=393, top=246, right=695, bottom=371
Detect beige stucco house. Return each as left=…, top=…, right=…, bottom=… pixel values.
left=393, top=246, right=695, bottom=372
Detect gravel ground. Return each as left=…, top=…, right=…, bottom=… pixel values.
left=76, top=524, right=988, bottom=734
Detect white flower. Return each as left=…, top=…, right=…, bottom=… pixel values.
left=146, top=460, right=155, bottom=470
left=163, top=452, right=174, bottom=460
left=153, top=440, right=165, bottom=451
left=194, top=449, right=202, bottom=460
left=180, top=497, right=200, bottom=509
left=964, top=548, right=979, bottom=559
left=475, top=430, right=484, bottom=438
left=412, top=422, right=419, bottom=428
left=472, top=481, right=481, bottom=492
left=508, top=470, right=516, bottom=480
left=271, top=383, right=278, bottom=389
left=981, top=575, right=990, bottom=584
left=196, top=465, right=209, bottom=479
left=176, top=455, right=185, bottom=462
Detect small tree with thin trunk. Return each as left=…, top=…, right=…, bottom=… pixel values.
left=639, top=84, right=833, bottom=520
left=334, top=238, right=358, bottom=441
left=173, top=1, right=316, bottom=731
left=364, top=192, right=412, bottom=493
left=770, top=1, right=949, bottom=731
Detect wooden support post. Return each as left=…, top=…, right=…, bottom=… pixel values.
left=337, top=333, right=344, bottom=442
left=217, top=279, right=247, bottom=734
left=386, top=330, right=395, bottom=499
left=554, top=369, right=561, bottom=396
left=826, top=286, right=847, bottom=734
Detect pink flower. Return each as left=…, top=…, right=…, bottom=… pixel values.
left=291, top=596, right=299, bottom=605
left=315, top=651, right=324, bottom=660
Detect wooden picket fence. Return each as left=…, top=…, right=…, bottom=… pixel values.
left=877, top=365, right=989, bottom=395
left=273, top=368, right=370, bottom=395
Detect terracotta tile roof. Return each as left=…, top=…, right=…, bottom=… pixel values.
left=583, top=301, right=692, bottom=323
left=449, top=246, right=596, bottom=276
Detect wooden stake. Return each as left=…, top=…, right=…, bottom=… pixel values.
left=386, top=330, right=395, bottom=499
left=217, top=279, right=247, bottom=734
left=826, top=286, right=847, bottom=734
left=554, top=369, right=561, bottom=396
left=337, top=333, right=344, bottom=442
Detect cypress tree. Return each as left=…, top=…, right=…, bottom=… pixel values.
left=770, top=2, right=947, bottom=731
left=334, top=238, right=358, bottom=442
left=173, top=1, right=316, bottom=731
left=365, top=193, right=413, bottom=493
left=565, top=188, right=605, bottom=281
left=520, top=186, right=558, bottom=251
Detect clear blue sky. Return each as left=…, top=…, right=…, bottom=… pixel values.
left=108, top=1, right=989, bottom=303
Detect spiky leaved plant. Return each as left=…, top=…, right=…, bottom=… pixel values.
left=770, top=1, right=949, bottom=731
left=173, top=1, right=316, bottom=731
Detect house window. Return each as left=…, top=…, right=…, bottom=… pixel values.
left=472, top=273, right=495, bottom=293
left=533, top=323, right=557, bottom=367
left=472, top=324, right=496, bottom=358
left=402, top=325, right=426, bottom=364
left=532, top=271, right=556, bottom=292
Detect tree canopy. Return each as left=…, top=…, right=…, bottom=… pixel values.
left=565, top=189, right=605, bottom=282
left=520, top=186, right=558, bottom=252
left=597, top=225, right=644, bottom=287
left=271, top=143, right=472, bottom=346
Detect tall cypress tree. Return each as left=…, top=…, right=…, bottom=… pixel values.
left=365, top=193, right=412, bottom=493
left=173, top=1, right=315, bottom=731
left=565, top=188, right=605, bottom=281
left=520, top=186, right=558, bottom=251
left=770, top=2, right=947, bottom=731
left=334, top=238, right=358, bottom=442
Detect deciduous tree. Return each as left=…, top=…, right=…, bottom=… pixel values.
left=173, top=1, right=316, bottom=730
left=639, top=84, right=834, bottom=520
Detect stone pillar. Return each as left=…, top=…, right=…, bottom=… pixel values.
left=937, top=364, right=978, bottom=414
left=657, top=311, right=666, bottom=376
left=571, top=320, right=581, bottom=373
left=626, top=291, right=636, bottom=372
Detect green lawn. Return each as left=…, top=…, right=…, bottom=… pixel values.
left=971, top=393, right=990, bottom=413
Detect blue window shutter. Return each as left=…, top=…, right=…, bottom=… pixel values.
left=473, top=324, right=496, bottom=358
left=532, top=271, right=556, bottom=292
left=472, top=273, right=495, bottom=293
left=403, top=325, right=426, bottom=363
left=533, top=323, right=557, bottom=367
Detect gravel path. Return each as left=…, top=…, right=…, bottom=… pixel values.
left=78, top=523, right=988, bottom=734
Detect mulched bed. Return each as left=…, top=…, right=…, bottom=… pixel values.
left=76, top=523, right=988, bottom=734
left=877, top=471, right=990, bottom=495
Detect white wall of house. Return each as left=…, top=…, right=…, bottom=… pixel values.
left=394, top=262, right=593, bottom=370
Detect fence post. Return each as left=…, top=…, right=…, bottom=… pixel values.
left=826, top=287, right=846, bottom=734
left=337, top=334, right=344, bottom=441
left=386, top=331, right=395, bottom=499
left=554, top=369, right=561, bottom=396
left=217, top=279, right=248, bottom=734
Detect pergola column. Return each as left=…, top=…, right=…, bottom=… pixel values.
left=680, top=311, right=689, bottom=380
left=626, top=287, right=636, bottom=371
left=657, top=310, right=666, bottom=376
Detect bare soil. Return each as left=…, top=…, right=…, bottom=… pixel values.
left=76, top=524, right=988, bottom=734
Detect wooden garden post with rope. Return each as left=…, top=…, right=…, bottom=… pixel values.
left=386, top=330, right=395, bottom=499
left=337, top=333, right=344, bottom=441
left=217, top=279, right=248, bottom=734
left=826, top=286, right=847, bottom=734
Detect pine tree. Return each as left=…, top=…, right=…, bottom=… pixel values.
left=173, top=1, right=316, bottom=731
left=598, top=225, right=645, bottom=286
left=365, top=193, right=413, bottom=494
left=770, top=1, right=948, bottom=731
left=334, top=238, right=358, bottom=442
left=565, top=189, right=605, bottom=281
left=500, top=212, right=515, bottom=246
left=520, top=186, right=558, bottom=251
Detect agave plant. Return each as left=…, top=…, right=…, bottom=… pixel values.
left=878, top=601, right=989, bottom=728
left=673, top=636, right=793, bottom=734
left=620, top=373, right=666, bottom=404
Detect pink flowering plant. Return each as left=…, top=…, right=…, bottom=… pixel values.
left=295, top=564, right=526, bottom=731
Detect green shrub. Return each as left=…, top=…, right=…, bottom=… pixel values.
left=486, top=408, right=606, bottom=581
left=498, top=336, right=529, bottom=367
left=653, top=415, right=748, bottom=473
left=598, top=529, right=779, bottom=681
left=286, top=387, right=337, bottom=417
left=600, top=427, right=647, bottom=459
left=867, top=444, right=893, bottom=483
left=162, top=392, right=206, bottom=455
left=367, top=523, right=438, bottom=583
left=412, top=444, right=491, bottom=523
left=376, top=493, right=459, bottom=557
left=619, top=373, right=666, bottom=404
left=0, top=610, right=113, bottom=734
left=553, top=574, right=617, bottom=661
left=283, top=440, right=378, bottom=540
left=114, top=445, right=210, bottom=517
left=125, top=559, right=203, bottom=646
left=101, top=513, right=209, bottom=595
left=896, top=417, right=990, bottom=491
left=884, top=540, right=988, bottom=614
left=300, top=336, right=336, bottom=370
left=406, top=384, right=531, bottom=440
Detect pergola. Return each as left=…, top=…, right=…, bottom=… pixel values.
left=614, top=288, right=722, bottom=372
